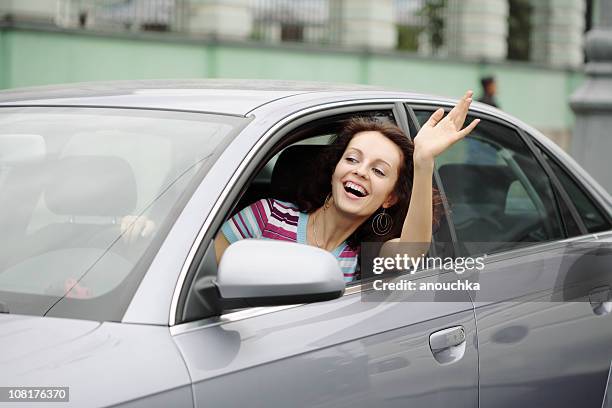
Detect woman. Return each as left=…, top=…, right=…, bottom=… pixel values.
left=214, top=91, right=480, bottom=281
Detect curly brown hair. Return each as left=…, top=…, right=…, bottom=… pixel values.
left=295, top=117, right=443, bottom=249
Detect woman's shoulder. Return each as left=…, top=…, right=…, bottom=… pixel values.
left=339, top=244, right=360, bottom=258
left=245, top=198, right=301, bottom=235
left=242, top=198, right=302, bottom=223
left=254, top=198, right=300, bottom=212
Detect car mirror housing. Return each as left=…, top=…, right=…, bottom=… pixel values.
left=215, top=239, right=345, bottom=307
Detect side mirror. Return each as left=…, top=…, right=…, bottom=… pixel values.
left=216, top=239, right=345, bottom=307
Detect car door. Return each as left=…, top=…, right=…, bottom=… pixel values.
left=170, top=102, right=479, bottom=407
left=411, top=106, right=612, bottom=408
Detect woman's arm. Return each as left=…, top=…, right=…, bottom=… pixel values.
left=383, top=91, right=479, bottom=257
left=213, top=198, right=274, bottom=263
left=391, top=159, right=435, bottom=256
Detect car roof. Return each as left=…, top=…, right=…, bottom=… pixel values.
left=1, top=79, right=609, bottom=222
left=0, top=79, right=401, bottom=116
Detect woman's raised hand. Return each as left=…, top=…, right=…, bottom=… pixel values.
left=412, top=90, right=480, bottom=168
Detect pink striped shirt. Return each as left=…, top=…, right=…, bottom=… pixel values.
left=221, top=198, right=359, bottom=282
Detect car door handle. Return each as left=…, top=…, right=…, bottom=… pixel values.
left=429, top=326, right=466, bottom=365
left=430, top=326, right=465, bottom=351
left=589, top=286, right=611, bottom=316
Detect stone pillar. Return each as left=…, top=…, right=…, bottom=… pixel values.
left=332, top=0, right=397, bottom=49
left=185, top=0, right=252, bottom=39
left=570, top=0, right=612, bottom=192
left=444, top=0, right=508, bottom=61
left=530, top=0, right=585, bottom=68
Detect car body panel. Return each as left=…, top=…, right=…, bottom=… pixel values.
left=173, top=277, right=478, bottom=408
left=0, top=80, right=383, bottom=116
left=0, top=314, right=192, bottom=407
left=0, top=90, right=300, bottom=117
left=471, top=231, right=612, bottom=407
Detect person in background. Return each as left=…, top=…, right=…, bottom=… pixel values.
left=478, top=76, right=499, bottom=108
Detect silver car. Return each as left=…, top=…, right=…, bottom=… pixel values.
left=0, top=80, right=610, bottom=408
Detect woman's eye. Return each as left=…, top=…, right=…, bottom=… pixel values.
left=345, top=157, right=358, bottom=163
left=373, top=168, right=386, bottom=177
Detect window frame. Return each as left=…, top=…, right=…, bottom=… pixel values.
left=404, top=104, right=459, bottom=258
left=529, top=136, right=612, bottom=234
left=406, top=103, right=580, bottom=257
left=515, top=129, right=589, bottom=236
left=173, top=100, right=407, bottom=325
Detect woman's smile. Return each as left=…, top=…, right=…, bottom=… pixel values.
left=342, top=180, right=368, bottom=199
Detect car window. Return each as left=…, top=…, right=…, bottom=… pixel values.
left=218, top=109, right=397, bottom=276
left=414, top=111, right=564, bottom=256
left=0, top=107, right=246, bottom=319
left=540, top=150, right=611, bottom=234
left=180, top=108, right=401, bottom=320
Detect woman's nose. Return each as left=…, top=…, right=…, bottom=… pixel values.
left=353, top=164, right=368, bottom=178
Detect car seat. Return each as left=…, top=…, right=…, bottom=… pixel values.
left=270, top=144, right=326, bottom=204
left=5, top=155, right=138, bottom=265
left=438, top=163, right=516, bottom=243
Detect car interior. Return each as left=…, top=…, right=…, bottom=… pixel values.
left=438, top=162, right=548, bottom=238
left=0, top=111, right=229, bottom=316
left=0, top=155, right=137, bottom=261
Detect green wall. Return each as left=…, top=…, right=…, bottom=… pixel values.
left=0, top=25, right=583, bottom=132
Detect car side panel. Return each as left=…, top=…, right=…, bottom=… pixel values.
left=0, top=316, right=193, bottom=408
left=173, top=276, right=478, bottom=408
left=475, top=235, right=612, bottom=408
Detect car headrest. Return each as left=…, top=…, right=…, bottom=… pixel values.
left=271, top=145, right=327, bottom=203
left=44, top=156, right=137, bottom=216
left=438, top=164, right=516, bottom=207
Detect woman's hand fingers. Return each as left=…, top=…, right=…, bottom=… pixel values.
left=413, top=90, right=480, bottom=162
left=454, top=118, right=480, bottom=142
left=120, top=216, right=133, bottom=243
left=445, top=90, right=473, bottom=129
left=122, top=216, right=138, bottom=244
left=141, top=220, right=155, bottom=238
left=423, top=108, right=445, bottom=128
left=130, top=218, right=146, bottom=243
left=120, top=215, right=155, bottom=244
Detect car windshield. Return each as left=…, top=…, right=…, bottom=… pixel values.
left=0, top=107, right=247, bottom=319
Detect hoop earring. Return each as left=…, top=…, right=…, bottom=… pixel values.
left=372, top=208, right=393, bottom=236
left=324, top=193, right=332, bottom=209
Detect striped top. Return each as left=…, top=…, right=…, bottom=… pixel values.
left=221, top=198, right=359, bottom=282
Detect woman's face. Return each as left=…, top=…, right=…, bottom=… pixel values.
left=331, top=131, right=403, bottom=219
